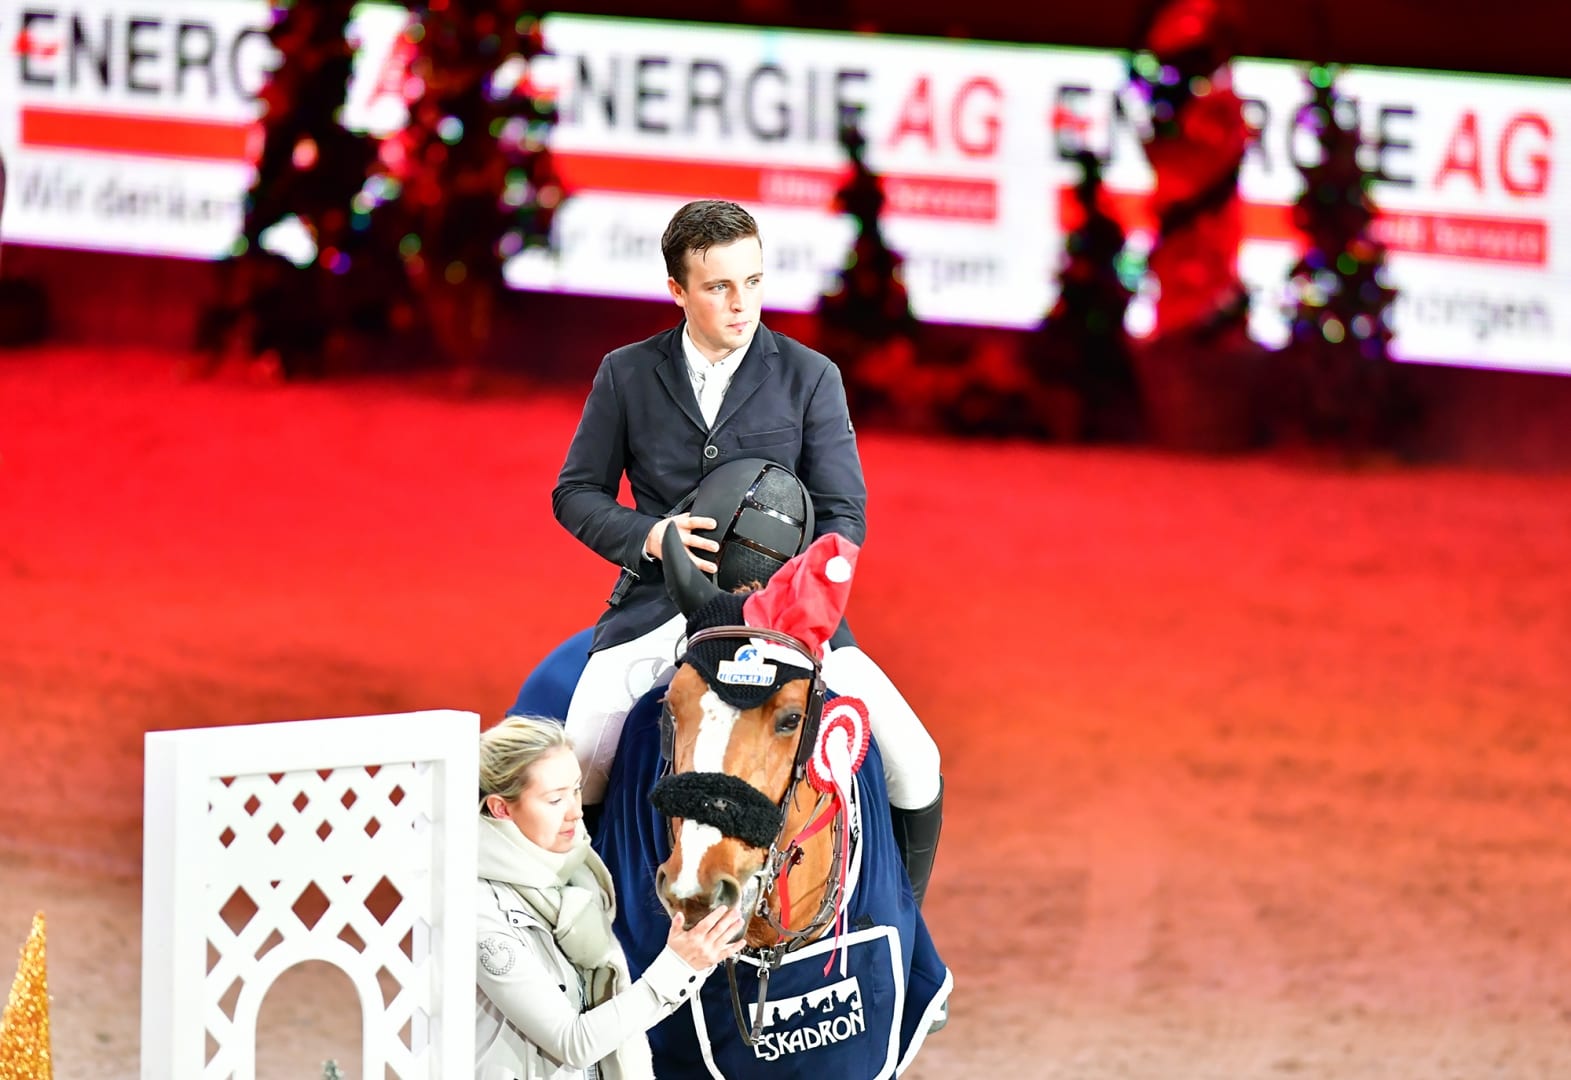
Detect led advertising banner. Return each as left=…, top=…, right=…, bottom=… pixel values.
left=2, top=4, right=1567, bottom=373
left=0, top=0, right=274, bottom=257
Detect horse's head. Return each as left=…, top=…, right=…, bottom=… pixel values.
left=651, top=526, right=858, bottom=949
left=655, top=659, right=823, bottom=944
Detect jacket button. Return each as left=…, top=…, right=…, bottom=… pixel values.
left=703, top=445, right=718, bottom=460
left=688, top=975, right=697, bottom=983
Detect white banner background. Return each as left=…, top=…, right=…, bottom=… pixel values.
left=2, top=3, right=1567, bottom=373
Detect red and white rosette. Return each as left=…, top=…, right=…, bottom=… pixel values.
left=806, top=694, right=871, bottom=975
left=808, top=695, right=871, bottom=797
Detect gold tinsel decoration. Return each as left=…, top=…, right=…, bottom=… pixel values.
left=0, top=912, right=52, bottom=1080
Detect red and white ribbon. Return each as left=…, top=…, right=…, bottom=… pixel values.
left=806, top=695, right=871, bottom=976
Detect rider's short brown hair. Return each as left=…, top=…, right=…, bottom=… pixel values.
left=661, top=200, right=761, bottom=287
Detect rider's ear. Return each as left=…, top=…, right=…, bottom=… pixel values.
left=485, top=794, right=512, bottom=820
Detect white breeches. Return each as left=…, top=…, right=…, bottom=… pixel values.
left=821, top=641, right=942, bottom=809
left=564, top=614, right=686, bottom=806
left=565, top=616, right=941, bottom=810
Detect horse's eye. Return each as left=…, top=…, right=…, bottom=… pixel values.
left=774, top=710, right=803, bottom=736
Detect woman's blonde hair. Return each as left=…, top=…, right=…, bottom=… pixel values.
left=479, top=715, right=573, bottom=815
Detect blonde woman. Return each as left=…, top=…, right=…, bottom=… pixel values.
left=476, top=715, right=743, bottom=1080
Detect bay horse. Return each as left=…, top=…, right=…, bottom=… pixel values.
left=590, top=529, right=951, bottom=1078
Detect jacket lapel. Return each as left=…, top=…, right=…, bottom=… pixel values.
left=710, top=327, right=775, bottom=435
left=653, top=326, right=707, bottom=434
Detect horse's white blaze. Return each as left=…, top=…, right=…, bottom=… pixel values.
left=693, top=689, right=740, bottom=772
left=667, top=690, right=741, bottom=900
left=670, top=821, right=723, bottom=898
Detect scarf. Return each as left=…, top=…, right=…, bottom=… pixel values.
left=478, top=815, right=654, bottom=1079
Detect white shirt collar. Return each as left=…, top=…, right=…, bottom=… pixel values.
left=681, top=324, right=751, bottom=376
left=681, top=324, right=753, bottom=426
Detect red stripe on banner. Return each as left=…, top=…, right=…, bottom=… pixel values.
left=554, top=151, right=999, bottom=222
left=1370, top=210, right=1548, bottom=266
left=883, top=175, right=997, bottom=221
left=1057, top=187, right=1547, bottom=266
left=21, top=106, right=255, bottom=162
left=1057, top=187, right=1297, bottom=243
left=553, top=152, right=823, bottom=204
left=1239, top=201, right=1299, bottom=244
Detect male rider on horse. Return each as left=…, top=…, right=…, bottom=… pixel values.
left=551, top=198, right=945, bottom=906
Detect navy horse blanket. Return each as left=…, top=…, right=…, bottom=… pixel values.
left=595, top=684, right=951, bottom=1079
left=512, top=636, right=951, bottom=1078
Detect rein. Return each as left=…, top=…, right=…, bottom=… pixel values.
left=724, top=774, right=854, bottom=1047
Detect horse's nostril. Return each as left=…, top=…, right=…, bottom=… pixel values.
left=713, top=875, right=741, bottom=913
left=655, top=867, right=669, bottom=901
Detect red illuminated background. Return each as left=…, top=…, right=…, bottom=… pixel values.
left=3, top=2, right=1571, bottom=1076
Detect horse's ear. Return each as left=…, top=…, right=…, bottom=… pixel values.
left=662, top=519, right=724, bottom=615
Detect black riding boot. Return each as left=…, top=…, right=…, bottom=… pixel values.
left=889, top=778, right=944, bottom=908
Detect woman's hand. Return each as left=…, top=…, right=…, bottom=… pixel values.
left=665, top=906, right=746, bottom=969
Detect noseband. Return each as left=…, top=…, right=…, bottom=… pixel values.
left=650, top=623, right=850, bottom=1045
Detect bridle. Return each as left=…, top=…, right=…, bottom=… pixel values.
left=653, top=623, right=851, bottom=1046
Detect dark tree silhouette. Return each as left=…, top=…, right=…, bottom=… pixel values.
left=816, top=118, right=922, bottom=425
left=197, top=1, right=564, bottom=386
left=1029, top=150, right=1140, bottom=440
left=388, top=2, right=564, bottom=389
left=198, top=0, right=383, bottom=379
left=1281, top=64, right=1413, bottom=451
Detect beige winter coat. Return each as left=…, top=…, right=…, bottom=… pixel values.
left=474, top=877, right=704, bottom=1080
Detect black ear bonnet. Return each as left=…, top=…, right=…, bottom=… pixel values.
left=677, top=592, right=814, bottom=710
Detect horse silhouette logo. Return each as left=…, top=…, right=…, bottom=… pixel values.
left=748, top=976, right=867, bottom=1062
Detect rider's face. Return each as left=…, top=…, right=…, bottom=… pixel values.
left=668, top=237, right=763, bottom=363
left=495, top=746, right=584, bottom=854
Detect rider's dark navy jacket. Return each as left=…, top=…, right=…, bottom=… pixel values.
left=553, top=322, right=868, bottom=653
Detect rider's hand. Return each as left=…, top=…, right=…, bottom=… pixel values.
left=666, top=906, right=746, bottom=970
left=645, top=514, right=720, bottom=575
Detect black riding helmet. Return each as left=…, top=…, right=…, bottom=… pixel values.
left=668, top=458, right=814, bottom=593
